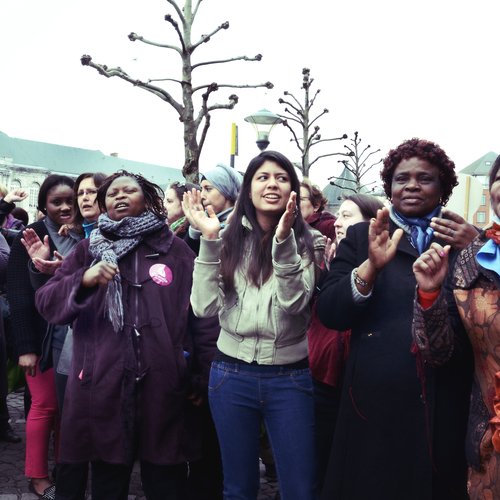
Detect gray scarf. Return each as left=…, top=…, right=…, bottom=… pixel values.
left=89, top=211, right=166, bottom=332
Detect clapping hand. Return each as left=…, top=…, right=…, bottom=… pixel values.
left=21, top=228, right=51, bottom=261
left=182, top=190, right=221, bottom=240
left=324, top=237, right=336, bottom=270
left=368, top=207, right=404, bottom=271
left=413, top=243, right=450, bottom=293
left=32, top=252, right=64, bottom=275
left=181, top=188, right=203, bottom=231
left=275, top=192, right=298, bottom=242
left=430, top=209, right=479, bottom=250
left=21, top=228, right=64, bottom=275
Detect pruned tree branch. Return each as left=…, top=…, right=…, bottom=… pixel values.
left=166, top=0, right=185, bottom=24
left=128, top=32, right=181, bottom=53
left=192, top=53, right=261, bottom=70
left=278, top=68, right=347, bottom=177
left=309, top=151, right=352, bottom=169
left=192, top=81, right=272, bottom=93
left=164, top=14, right=186, bottom=52
left=80, top=55, right=184, bottom=115
left=81, top=0, right=272, bottom=182
left=191, top=21, right=229, bottom=50
left=282, top=121, right=303, bottom=153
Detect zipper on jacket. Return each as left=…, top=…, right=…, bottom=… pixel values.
left=133, top=250, right=142, bottom=383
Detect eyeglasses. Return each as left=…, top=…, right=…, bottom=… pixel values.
left=77, top=189, right=98, bottom=197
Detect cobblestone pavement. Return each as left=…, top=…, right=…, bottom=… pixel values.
left=0, top=390, right=279, bottom=500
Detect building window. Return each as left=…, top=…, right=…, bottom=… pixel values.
left=481, top=194, right=486, bottom=206
left=9, top=179, right=21, bottom=190
left=476, top=211, right=486, bottom=223
left=29, top=182, right=40, bottom=209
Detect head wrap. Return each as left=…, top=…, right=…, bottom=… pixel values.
left=202, top=164, right=242, bottom=202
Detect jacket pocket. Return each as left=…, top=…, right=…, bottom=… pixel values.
left=273, top=303, right=307, bottom=347
left=219, top=295, right=243, bottom=334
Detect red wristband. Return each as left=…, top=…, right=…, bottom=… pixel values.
left=417, top=287, right=440, bottom=309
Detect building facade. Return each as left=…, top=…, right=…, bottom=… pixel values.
left=0, top=131, right=184, bottom=224
left=460, top=151, right=498, bottom=228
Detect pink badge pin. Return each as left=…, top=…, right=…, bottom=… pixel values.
left=149, top=263, right=173, bottom=286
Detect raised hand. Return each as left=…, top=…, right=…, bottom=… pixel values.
left=21, top=228, right=51, bottom=261
left=4, top=188, right=28, bottom=204
left=276, top=192, right=298, bottom=242
left=430, top=208, right=479, bottom=250
left=182, top=190, right=221, bottom=239
left=368, top=207, right=404, bottom=271
left=82, top=261, right=119, bottom=288
left=32, top=251, right=64, bottom=275
left=324, top=237, right=336, bottom=265
left=413, top=243, right=450, bottom=292
left=181, top=188, right=203, bottom=231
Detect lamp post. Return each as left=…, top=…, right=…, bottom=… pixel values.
left=244, top=109, right=283, bottom=151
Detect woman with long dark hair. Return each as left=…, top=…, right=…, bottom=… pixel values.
left=185, top=151, right=325, bottom=500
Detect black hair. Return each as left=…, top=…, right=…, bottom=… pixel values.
left=220, top=150, right=315, bottom=293
left=96, top=170, right=167, bottom=219
left=490, top=155, right=500, bottom=191
left=11, top=207, right=29, bottom=226
left=37, top=175, right=75, bottom=213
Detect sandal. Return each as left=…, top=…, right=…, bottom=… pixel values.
left=28, top=480, right=56, bottom=500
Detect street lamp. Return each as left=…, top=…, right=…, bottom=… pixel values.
left=244, top=109, right=283, bottom=151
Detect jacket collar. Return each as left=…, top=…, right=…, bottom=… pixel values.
left=454, top=233, right=500, bottom=289
left=141, top=225, right=175, bottom=255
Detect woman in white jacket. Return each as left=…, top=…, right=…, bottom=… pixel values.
left=184, top=150, right=324, bottom=500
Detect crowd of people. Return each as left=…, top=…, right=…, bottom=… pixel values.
left=0, top=139, right=498, bottom=500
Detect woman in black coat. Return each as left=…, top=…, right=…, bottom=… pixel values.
left=7, top=175, right=77, bottom=498
left=317, top=138, right=478, bottom=500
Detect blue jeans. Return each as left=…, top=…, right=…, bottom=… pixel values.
left=208, top=360, right=316, bottom=500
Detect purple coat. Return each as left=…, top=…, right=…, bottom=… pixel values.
left=35, top=227, right=219, bottom=465
left=306, top=210, right=336, bottom=241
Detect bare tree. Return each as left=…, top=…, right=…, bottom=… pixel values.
left=328, top=131, right=382, bottom=193
left=80, top=0, right=272, bottom=182
left=277, top=68, right=348, bottom=178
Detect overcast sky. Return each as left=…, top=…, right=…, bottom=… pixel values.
left=1, top=0, right=499, bottom=188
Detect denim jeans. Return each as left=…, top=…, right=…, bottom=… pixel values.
left=208, top=360, right=316, bottom=500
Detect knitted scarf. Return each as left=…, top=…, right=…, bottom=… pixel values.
left=89, top=211, right=166, bottom=332
left=170, top=216, right=186, bottom=233
left=392, top=206, right=441, bottom=254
